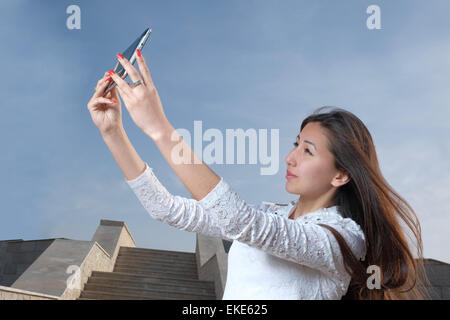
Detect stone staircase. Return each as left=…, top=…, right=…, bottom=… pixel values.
left=78, top=247, right=216, bottom=300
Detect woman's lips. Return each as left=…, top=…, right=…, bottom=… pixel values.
left=286, top=170, right=297, bottom=179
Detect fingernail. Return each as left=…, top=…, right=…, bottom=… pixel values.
left=116, top=53, right=124, bottom=60
left=108, top=70, right=115, bottom=75
left=110, top=99, right=116, bottom=103
left=105, top=76, right=112, bottom=82
left=136, top=49, right=142, bottom=57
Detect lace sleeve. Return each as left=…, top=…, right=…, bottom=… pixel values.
left=196, top=171, right=366, bottom=280
left=126, top=162, right=365, bottom=280
left=125, top=162, right=234, bottom=241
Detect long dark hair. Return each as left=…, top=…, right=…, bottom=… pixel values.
left=301, top=106, right=431, bottom=299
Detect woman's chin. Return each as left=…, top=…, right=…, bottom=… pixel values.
left=285, top=183, right=300, bottom=195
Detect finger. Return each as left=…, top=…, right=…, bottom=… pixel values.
left=104, top=75, right=118, bottom=99
left=93, top=76, right=113, bottom=99
left=109, top=70, right=132, bottom=97
left=116, top=53, right=143, bottom=84
left=95, top=72, right=111, bottom=91
left=109, top=85, right=120, bottom=101
left=88, top=96, right=117, bottom=111
left=135, top=49, right=154, bottom=87
left=96, top=97, right=117, bottom=105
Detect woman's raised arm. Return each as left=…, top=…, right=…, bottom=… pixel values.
left=107, top=51, right=221, bottom=201
left=87, top=70, right=146, bottom=181
left=148, top=121, right=221, bottom=201
left=101, top=126, right=147, bottom=181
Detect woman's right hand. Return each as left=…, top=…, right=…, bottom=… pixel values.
left=87, top=71, right=123, bottom=136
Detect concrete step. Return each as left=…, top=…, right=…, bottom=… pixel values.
left=115, top=254, right=197, bottom=267
left=120, top=247, right=195, bottom=256
left=91, top=271, right=207, bottom=286
left=79, top=290, right=179, bottom=300
left=114, top=261, right=197, bottom=274
left=117, top=251, right=196, bottom=264
left=87, top=275, right=215, bottom=295
left=84, top=279, right=214, bottom=297
left=90, top=272, right=214, bottom=291
left=119, top=247, right=196, bottom=259
left=80, top=283, right=216, bottom=300
left=113, top=266, right=198, bottom=280
left=114, top=261, right=198, bottom=273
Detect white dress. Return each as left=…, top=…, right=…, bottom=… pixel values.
left=125, top=162, right=367, bottom=300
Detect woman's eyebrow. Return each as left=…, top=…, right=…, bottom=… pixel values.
left=296, top=135, right=317, bottom=150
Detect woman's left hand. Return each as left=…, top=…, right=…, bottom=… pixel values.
left=109, top=51, right=170, bottom=140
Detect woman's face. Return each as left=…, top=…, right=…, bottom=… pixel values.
left=285, top=122, right=345, bottom=197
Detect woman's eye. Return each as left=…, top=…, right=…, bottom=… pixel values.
left=293, top=142, right=312, bottom=155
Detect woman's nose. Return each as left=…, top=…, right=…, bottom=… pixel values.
left=285, top=151, right=295, bottom=166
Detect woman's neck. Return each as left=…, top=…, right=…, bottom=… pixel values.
left=289, top=196, right=335, bottom=219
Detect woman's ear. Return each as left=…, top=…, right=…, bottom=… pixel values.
left=331, top=170, right=350, bottom=188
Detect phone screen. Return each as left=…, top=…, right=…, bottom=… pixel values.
left=114, top=35, right=142, bottom=78
left=104, top=28, right=150, bottom=94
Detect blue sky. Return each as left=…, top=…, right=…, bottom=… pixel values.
left=1, top=0, right=449, bottom=263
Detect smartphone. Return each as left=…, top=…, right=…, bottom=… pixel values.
left=104, top=27, right=152, bottom=95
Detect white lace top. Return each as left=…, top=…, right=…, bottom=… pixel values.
left=125, top=162, right=367, bottom=300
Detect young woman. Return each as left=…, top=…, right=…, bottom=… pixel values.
left=87, top=51, right=430, bottom=299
